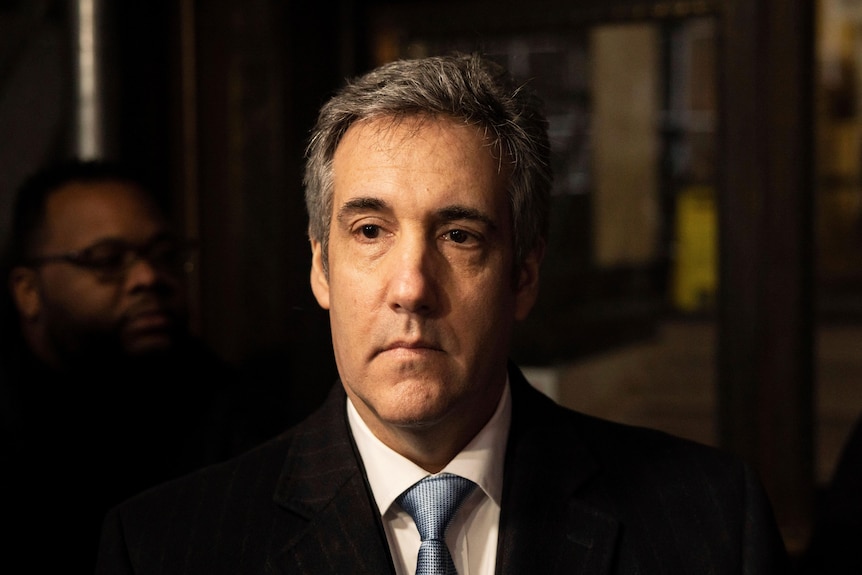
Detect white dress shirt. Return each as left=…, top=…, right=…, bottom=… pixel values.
left=347, top=380, right=512, bottom=575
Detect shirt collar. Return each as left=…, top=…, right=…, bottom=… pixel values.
left=347, top=379, right=512, bottom=516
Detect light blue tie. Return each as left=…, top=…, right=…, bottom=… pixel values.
left=396, top=473, right=477, bottom=575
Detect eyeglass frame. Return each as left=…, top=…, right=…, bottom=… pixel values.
left=22, top=235, right=199, bottom=282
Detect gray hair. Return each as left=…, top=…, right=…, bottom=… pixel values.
left=304, top=52, right=552, bottom=274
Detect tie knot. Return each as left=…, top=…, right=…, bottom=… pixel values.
left=396, top=473, right=477, bottom=542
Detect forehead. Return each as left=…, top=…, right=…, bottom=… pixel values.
left=41, top=180, right=167, bottom=248
left=331, top=115, right=508, bottom=212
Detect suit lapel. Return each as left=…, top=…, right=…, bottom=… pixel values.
left=496, top=366, right=620, bottom=575
left=264, top=369, right=623, bottom=575
left=269, top=384, right=396, bottom=575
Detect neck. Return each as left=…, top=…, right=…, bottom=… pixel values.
left=352, top=383, right=505, bottom=474
left=378, top=426, right=476, bottom=474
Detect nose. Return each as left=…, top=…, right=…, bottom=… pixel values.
left=124, top=256, right=174, bottom=291
left=386, top=234, right=439, bottom=315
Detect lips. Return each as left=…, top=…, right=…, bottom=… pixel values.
left=376, top=339, right=443, bottom=358
left=125, top=309, right=175, bottom=333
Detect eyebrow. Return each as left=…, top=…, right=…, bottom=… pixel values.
left=337, top=197, right=389, bottom=224
left=337, top=197, right=497, bottom=230
left=437, top=205, right=497, bottom=231
left=83, top=231, right=177, bottom=249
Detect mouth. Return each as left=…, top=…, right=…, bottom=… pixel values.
left=126, top=309, right=175, bottom=333
left=375, top=339, right=443, bottom=358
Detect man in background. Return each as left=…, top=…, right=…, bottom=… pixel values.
left=0, top=159, right=255, bottom=572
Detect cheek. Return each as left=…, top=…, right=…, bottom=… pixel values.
left=42, top=272, right=118, bottom=319
left=454, top=278, right=515, bottom=335
left=326, top=275, right=370, bottom=351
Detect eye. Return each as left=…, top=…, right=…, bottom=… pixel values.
left=444, top=229, right=470, bottom=244
left=80, top=243, right=128, bottom=270
left=360, top=224, right=380, bottom=239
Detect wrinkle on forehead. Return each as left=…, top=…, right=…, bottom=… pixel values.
left=348, top=114, right=511, bottom=176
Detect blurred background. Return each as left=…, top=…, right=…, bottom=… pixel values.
left=0, top=0, right=857, bottom=562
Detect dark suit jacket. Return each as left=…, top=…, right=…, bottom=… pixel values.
left=798, top=414, right=862, bottom=574
left=0, top=330, right=252, bottom=574
left=96, top=364, right=789, bottom=574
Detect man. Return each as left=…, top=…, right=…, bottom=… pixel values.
left=0, top=160, right=253, bottom=573
left=5, top=161, right=194, bottom=368
left=95, top=53, right=789, bottom=574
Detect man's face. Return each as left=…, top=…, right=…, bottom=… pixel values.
left=310, top=116, right=541, bottom=444
left=17, top=181, right=188, bottom=363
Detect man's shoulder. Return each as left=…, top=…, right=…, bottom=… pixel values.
left=96, top=422, right=332, bottom=574
left=119, top=429, right=295, bottom=509
left=109, top=386, right=345, bottom=518
left=544, top=394, right=738, bottom=466
left=562, top=403, right=724, bottom=452
left=515, top=369, right=708, bottom=438
left=507, top=376, right=788, bottom=571
left=510, top=373, right=747, bottom=485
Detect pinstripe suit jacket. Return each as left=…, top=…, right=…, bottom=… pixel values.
left=95, top=364, right=789, bottom=574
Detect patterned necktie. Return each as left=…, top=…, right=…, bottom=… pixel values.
left=396, top=473, right=477, bottom=575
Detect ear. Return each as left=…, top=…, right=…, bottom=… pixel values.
left=9, top=266, right=42, bottom=320
left=513, top=240, right=545, bottom=321
left=309, top=237, right=331, bottom=310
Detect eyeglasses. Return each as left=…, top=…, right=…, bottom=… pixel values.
left=25, top=236, right=198, bottom=282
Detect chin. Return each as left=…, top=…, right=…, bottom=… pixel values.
left=124, top=333, right=176, bottom=356
left=383, top=410, right=448, bottom=431
left=384, top=386, right=458, bottom=426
